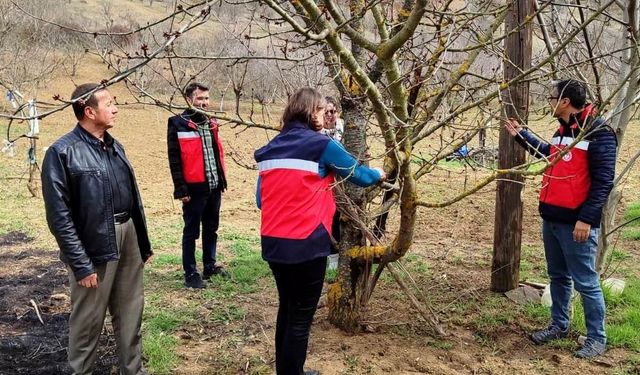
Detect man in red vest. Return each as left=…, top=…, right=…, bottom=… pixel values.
left=505, top=79, right=617, bottom=358
left=167, top=83, right=229, bottom=289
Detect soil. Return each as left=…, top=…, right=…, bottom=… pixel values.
left=0, top=233, right=118, bottom=375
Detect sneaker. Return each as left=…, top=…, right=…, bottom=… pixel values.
left=529, top=325, right=568, bottom=345
left=184, top=273, right=205, bottom=289
left=574, top=338, right=606, bottom=359
left=203, top=265, right=230, bottom=280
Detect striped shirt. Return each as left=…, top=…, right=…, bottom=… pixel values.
left=196, top=121, right=219, bottom=190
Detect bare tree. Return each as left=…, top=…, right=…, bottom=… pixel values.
left=3, top=0, right=640, bottom=336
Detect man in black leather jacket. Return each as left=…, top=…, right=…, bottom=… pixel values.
left=41, top=83, right=152, bottom=375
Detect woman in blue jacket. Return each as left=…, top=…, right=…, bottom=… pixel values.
left=255, top=88, right=385, bottom=375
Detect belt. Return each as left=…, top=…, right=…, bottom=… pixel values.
left=113, top=212, right=131, bottom=224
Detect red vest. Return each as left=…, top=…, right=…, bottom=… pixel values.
left=176, top=118, right=226, bottom=184
left=539, top=135, right=591, bottom=209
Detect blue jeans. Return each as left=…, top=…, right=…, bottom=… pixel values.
left=542, top=220, right=606, bottom=344
left=182, top=189, right=221, bottom=276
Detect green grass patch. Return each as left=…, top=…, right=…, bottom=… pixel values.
left=325, top=268, right=338, bottom=283
left=520, top=245, right=547, bottom=282
left=472, top=294, right=517, bottom=332
left=147, top=216, right=183, bottom=251
left=622, top=202, right=640, bottom=240
left=143, top=332, right=179, bottom=375
left=403, top=254, right=431, bottom=276
left=521, top=278, right=640, bottom=350
left=522, top=303, right=549, bottom=326
left=209, top=304, right=246, bottom=325
left=623, top=202, right=640, bottom=225
left=221, top=232, right=271, bottom=293
left=428, top=339, right=455, bottom=351
left=152, top=252, right=182, bottom=267
left=565, top=278, right=640, bottom=351
left=143, top=299, right=196, bottom=374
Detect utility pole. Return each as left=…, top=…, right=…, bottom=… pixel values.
left=491, top=0, right=533, bottom=292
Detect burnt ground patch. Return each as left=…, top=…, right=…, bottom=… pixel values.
left=0, top=247, right=117, bottom=375
left=0, top=231, right=32, bottom=247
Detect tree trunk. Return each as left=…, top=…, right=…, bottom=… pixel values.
left=327, top=94, right=371, bottom=332
left=327, top=0, right=372, bottom=332
left=491, top=0, right=532, bottom=292
left=596, top=0, right=639, bottom=273
left=597, top=188, right=622, bottom=272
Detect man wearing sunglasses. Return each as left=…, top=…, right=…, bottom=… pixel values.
left=504, top=79, right=617, bottom=359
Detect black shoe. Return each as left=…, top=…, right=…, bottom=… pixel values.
left=304, top=371, right=320, bottom=375
left=529, top=325, right=568, bottom=345
left=185, top=273, right=205, bottom=289
left=574, top=338, right=606, bottom=359
left=203, top=265, right=230, bottom=280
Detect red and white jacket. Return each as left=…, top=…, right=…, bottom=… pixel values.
left=516, top=104, right=617, bottom=226
left=167, top=111, right=227, bottom=199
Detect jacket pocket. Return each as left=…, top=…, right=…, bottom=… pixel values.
left=177, top=131, right=205, bottom=183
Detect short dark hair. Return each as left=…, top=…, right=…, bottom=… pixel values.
left=71, top=83, right=103, bottom=120
left=553, top=79, right=587, bottom=109
left=325, top=96, right=341, bottom=112
left=281, top=88, right=324, bottom=127
left=184, top=82, right=209, bottom=99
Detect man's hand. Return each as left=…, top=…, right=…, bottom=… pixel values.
left=78, top=273, right=98, bottom=288
left=179, top=196, right=191, bottom=203
left=573, top=220, right=592, bottom=242
left=504, top=118, right=522, bottom=137
left=145, top=256, right=153, bottom=265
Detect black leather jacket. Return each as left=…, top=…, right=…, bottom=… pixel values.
left=41, top=125, right=152, bottom=280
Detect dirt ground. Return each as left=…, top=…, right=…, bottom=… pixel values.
left=1, top=57, right=640, bottom=374
left=0, top=233, right=118, bottom=375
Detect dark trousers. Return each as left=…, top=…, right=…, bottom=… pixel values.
left=182, top=189, right=221, bottom=276
left=269, top=257, right=326, bottom=375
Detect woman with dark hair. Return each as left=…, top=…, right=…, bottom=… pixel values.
left=254, top=88, right=385, bottom=375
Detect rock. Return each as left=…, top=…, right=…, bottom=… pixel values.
left=602, top=278, right=625, bottom=296
left=505, top=285, right=542, bottom=305
left=541, top=284, right=552, bottom=307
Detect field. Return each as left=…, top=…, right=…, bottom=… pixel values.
left=2, top=41, right=640, bottom=375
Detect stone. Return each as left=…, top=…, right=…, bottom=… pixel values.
left=505, top=285, right=542, bottom=305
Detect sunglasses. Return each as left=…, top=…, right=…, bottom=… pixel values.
left=325, top=110, right=337, bottom=115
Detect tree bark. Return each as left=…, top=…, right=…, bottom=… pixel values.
left=491, top=0, right=533, bottom=292
left=327, top=0, right=372, bottom=333
left=596, top=0, right=639, bottom=273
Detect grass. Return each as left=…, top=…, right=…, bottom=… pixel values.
left=140, top=230, right=273, bottom=373
left=469, top=277, right=640, bottom=353
left=0, top=137, right=43, bottom=237
left=519, top=277, right=640, bottom=351
left=519, top=245, right=547, bottom=282
left=622, top=202, right=640, bottom=240
left=143, top=294, right=196, bottom=374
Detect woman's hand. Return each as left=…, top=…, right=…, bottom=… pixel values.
left=373, top=167, right=387, bottom=182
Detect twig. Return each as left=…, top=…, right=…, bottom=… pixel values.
left=386, top=263, right=445, bottom=336
left=29, top=299, right=44, bottom=325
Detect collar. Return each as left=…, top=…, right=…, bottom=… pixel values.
left=182, top=109, right=209, bottom=126
left=74, top=124, right=114, bottom=148
left=558, top=103, right=596, bottom=130
left=281, top=121, right=311, bottom=132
